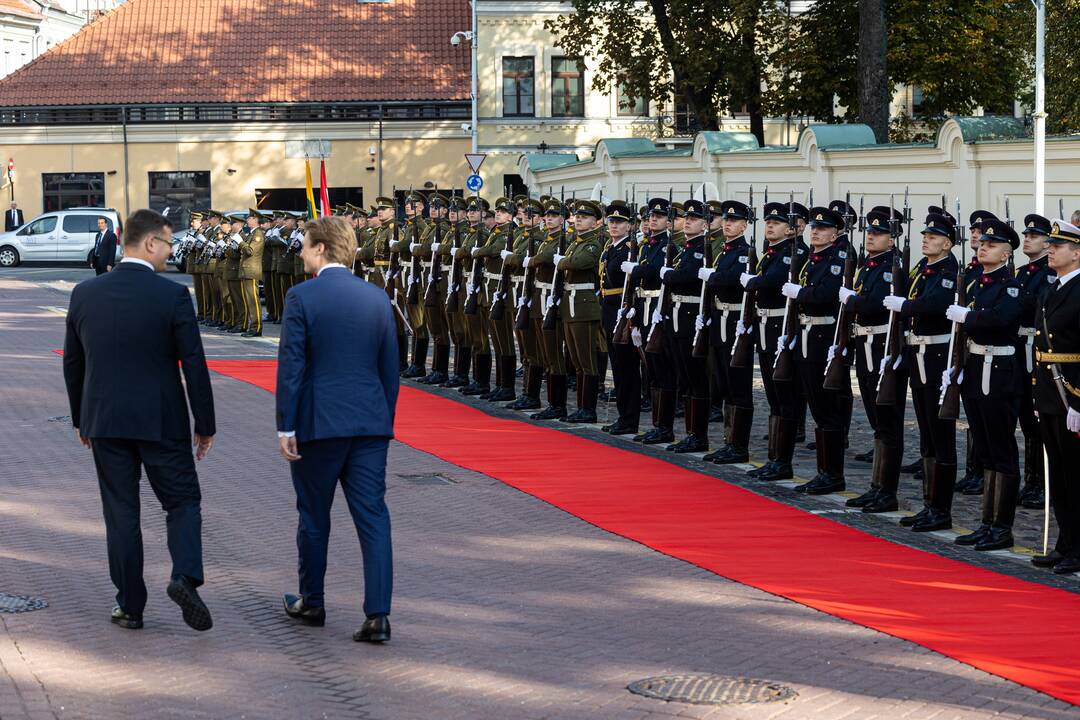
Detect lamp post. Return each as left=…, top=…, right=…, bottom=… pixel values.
left=1033, top=0, right=1046, bottom=215
left=451, top=1, right=479, bottom=154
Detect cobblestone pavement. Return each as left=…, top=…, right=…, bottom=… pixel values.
left=1, top=272, right=1076, bottom=719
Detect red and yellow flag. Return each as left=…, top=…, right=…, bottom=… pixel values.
left=304, top=159, right=318, bottom=219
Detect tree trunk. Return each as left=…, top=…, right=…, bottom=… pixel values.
left=650, top=0, right=716, bottom=133
left=857, top=0, right=889, bottom=142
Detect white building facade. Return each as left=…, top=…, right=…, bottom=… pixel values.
left=1, top=1, right=121, bottom=80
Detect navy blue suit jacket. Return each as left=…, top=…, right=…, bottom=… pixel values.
left=276, top=266, right=399, bottom=442
left=63, top=261, right=215, bottom=440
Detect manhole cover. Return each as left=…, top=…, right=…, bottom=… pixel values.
left=0, top=593, right=48, bottom=614
left=395, top=473, right=457, bottom=486
left=627, top=674, right=796, bottom=705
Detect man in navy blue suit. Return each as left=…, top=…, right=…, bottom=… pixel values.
left=276, top=216, right=400, bottom=643
left=63, top=209, right=215, bottom=632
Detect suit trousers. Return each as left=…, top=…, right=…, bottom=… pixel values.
left=1042, top=416, right=1080, bottom=558
left=91, top=437, right=203, bottom=615
left=289, top=436, right=393, bottom=617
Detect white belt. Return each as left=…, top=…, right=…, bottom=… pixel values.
left=966, top=340, right=1015, bottom=396
left=671, top=294, right=701, bottom=333
left=535, top=280, right=555, bottom=312
left=756, top=307, right=785, bottom=349
left=714, top=300, right=742, bottom=342
left=484, top=271, right=502, bottom=281
left=638, top=289, right=662, bottom=326
left=1019, top=327, right=1036, bottom=373
left=905, top=332, right=951, bottom=384
left=853, top=323, right=889, bottom=372
left=798, top=315, right=835, bottom=358
left=565, top=282, right=595, bottom=318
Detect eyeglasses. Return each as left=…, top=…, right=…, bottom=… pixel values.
left=151, top=234, right=174, bottom=247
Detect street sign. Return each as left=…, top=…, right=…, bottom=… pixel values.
left=466, top=174, right=484, bottom=192
left=465, top=153, right=486, bottom=174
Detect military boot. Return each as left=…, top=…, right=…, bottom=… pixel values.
left=901, top=456, right=935, bottom=527
left=975, top=472, right=1019, bottom=551
left=508, top=365, right=543, bottom=410
left=847, top=440, right=886, bottom=507
left=862, top=442, right=901, bottom=513
left=531, top=373, right=568, bottom=420
left=704, top=405, right=753, bottom=464
left=563, top=374, right=599, bottom=424
left=459, top=353, right=491, bottom=396
left=754, top=417, right=795, bottom=481
left=442, top=346, right=471, bottom=388
left=747, top=416, right=780, bottom=478
left=666, top=397, right=709, bottom=453
left=488, top=356, right=518, bottom=402
left=912, top=462, right=956, bottom=532
left=955, top=471, right=995, bottom=546
left=1018, top=436, right=1045, bottom=508
left=637, top=389, right=675, bottom=444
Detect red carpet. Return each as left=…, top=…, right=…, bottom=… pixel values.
left=202, top=359, right=1080, bottom=704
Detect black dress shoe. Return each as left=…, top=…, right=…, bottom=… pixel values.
left=488, top=387, right=516, bottom=402
left=900, top=459, right=921, bottom=474
left=703, top=445, right=749, bottom=464
left=441, top=375, right=468, bottom=388
left=1019, top=485, right=1045, bottom=509
left=110, top=606, right=143, bottom=630
left=561, top=408, right=598, bottom=424
left=1052, top=557, right=1080, bottom=575
left=353, top=615, right=391, bottom=643
left=602, top=419, right=638, bottom=436
left=794, top=475, right=845, bottom=495
left=283, top=593, right=326, bottom=626
left=955, top=524, right=991, bottom=546
left=402, top=365, right=427, bottom=379
left=861, top=493, right=899, bottom=514
left=910, top=508, right=952, bottom=533
left=752, top=461, right=793, bottom=481
left=531, top=405, right=567, bottom=420
left=845, top=488, right=880, bottom=508
left=638, top=428, right=675, bottom=445
left=974, top=526, right=1014, bottom=552
left=459, top=383, right=490, bottom=396
left=227, top=326, right=245, bottom=334
left=166, top=576, right=213, bottom=631
left=899, top=507, right=929, bottom=527
left=507, top=396, right=542, bottom=410
left=666, top=435, right=708, bottom=453
left=1032, top=550, right=1065, bottom=568
left=959, top=476, right=984, bottom=495
left=242, top=330, right=262, bottom=338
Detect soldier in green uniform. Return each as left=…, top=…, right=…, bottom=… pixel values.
left=258, top=212, right=276, bottom=323
left=396, top=192, right=430, bottom=378
left=184, top=212, right=204, bottom=320
left=441, top=196, right=472, bottom=387
left=363, top=197, right=408, bottom=368
left=529, top=199, right=570, bottom=419
left=503, top=196, right=547, bottom=409
left=277, top=214, right=299, bottom=314
left=223, top=216, right=246, bottom=333
left=265, top=212, right=285, bottom=322
left=417, top=193, right=452, bottom=384
left=459, top=197, right=493, bottom=395
left=473, top=197, right=518, bottom=401
left=201, top=212, right=221, bottom=327
left=239, top=209, right=265, bottom=337
left=215, top=216, right=236, bottom=331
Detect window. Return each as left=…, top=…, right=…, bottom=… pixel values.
left=42, top=173, right=105, bottom=212
left=912, top=86, right=925, bottom=117
left=149, top=171, right=212, bottom=230
left=551, top=57, right=585, bottom=117
left=61, top=214, right=114, bottom=233
left=24, top=216, right=56, bottom=235
left=617, top=83, right=648, bottom=117
left=502, top=57, right=535, bottom=117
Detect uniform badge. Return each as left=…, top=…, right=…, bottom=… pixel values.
left=738, top=255, right=748, bottom=263
left=694, top=252, right=703, bottom=259
left=783, top=256, right=791, bottom=265
left=884, top=272, right=893, bottom=282
left=942, top=279, right=955, bottom=289
left=831, top=265, right=841, bottom=275
left=1007, top=287, right=1019, bottom=297
left=838, top=250, right=847, bottom=259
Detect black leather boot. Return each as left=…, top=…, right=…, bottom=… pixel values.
left=488, top=356, right=517, bottom=402
left=704, top=405, right=753, bottom=464
left=912, top=462, right=956, bottom=532
left=633, top=389, right=661, bottom=442
left=667, top=397, right=709, bottom=453
left=638, top=390, right=675, bottom=444
left=901, top=456, right=934, bottom=527
left=402, top=337, right=428, bottom=378
left=975, top=472, right=1019, bottom=551
left=531, top=373, right=568, bottom=420
left=508, top=365, right=543, bottom=410
left=419, top=344, right=451, bottom=385
left=956, top=471, right=995, bottom=546
left=442, top=346, right=471, bottom=387
left=862, top=442, right=900, bottom=513
left=1018, top=436, right=1045, bottom=508
left=796, top=429, right=845, bottom=494
left=956, top=429, right=982, bottom=493
left=459, top=353, right=491, bottom=396
left=795, top=429, right=828, bottom=493
left=563, top=374, right=598, bottom=423
left=847, top=440, right=885, bottom=507
left=747, top=416, right=780, bottom=478
left=755, top=417, right=795, bottom=481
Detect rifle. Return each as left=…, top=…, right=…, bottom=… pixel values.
left=772, top=191, right=800, bottom=381
left=542, top=187, right=568, bottom=331
left=446, top=192, right=463, bottom=312
left=423, top=192, right=445, bottom=308
left=823, top=195, right=863, bottom=390
left=939, top=198, right=968, bottom=419
left=612, top=202, right=640, bottom=345
left=514, top=192, right=539, bottom=331
left=406, top=188, right=422, bottom=305
left=644, top=187, right=676, bottom=354
left=876, top=189, right=910, bottom=406
left=731, top=186, right=763, bottom=368
left=692, top=184, right=713, bottom=357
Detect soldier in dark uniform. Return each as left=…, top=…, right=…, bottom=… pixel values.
left=699, top=200, right=753, bottom=463
left=742, top=201, right=808, bottom=480
left=888, top=211, right=959, bottom=531
left=600, top=203, right=640, bottom=434
left=259, top=211, right=276, bottom=324
left=529, top=199, right=570, bottom=419
left=1031, top=219, right=1080, bottom=574
left=661, top=198, right=709, bottom=452
left=1016, top=214, right=1053, bottom=508
left=784, top=206, right=846, bottom=493
left=627, top=198, right=675, bottom=444
left=946, top=218, right=1022, bottom=550
left=841, top=206, right=908, bottom=511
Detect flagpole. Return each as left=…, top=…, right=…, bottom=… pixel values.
left=1034, top=0, right=1046, bottom=216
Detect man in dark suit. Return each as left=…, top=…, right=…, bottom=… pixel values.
left=63, top=209, right=216, bottom=631
left=5, top=202, right=23, bottom=231
left=277, top=216, right=399, bottom=643
left=91, top=217, right=117, bottom=275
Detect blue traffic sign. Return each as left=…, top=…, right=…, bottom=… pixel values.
left=466, top=174, right=484, bottom=192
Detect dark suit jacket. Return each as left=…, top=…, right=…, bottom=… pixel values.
left=4, top=208, right=23, bottom=231
left=91, top=230, right=118, bottom=271
left=276, top=266, right=399, bottom=442
left=63, top=261, right=215, bottom=440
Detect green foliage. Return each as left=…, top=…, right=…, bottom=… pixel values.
left=1046, top=0, right=1080, bottom=134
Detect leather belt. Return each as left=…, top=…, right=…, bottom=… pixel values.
left=905, top=332, right=951, bottom=384
left=671, top=294, right=701, bottom=332
left=853, top=323, right=889, bottom=372
left=756, top=307, right=785, bottom=350
left=714, top=300, right=742, bottom=342
left=798, top=315, right=835, bottom=359
left=967, top=340, right=1015, bottom=396
left=638, top=289, right=662, bottom=327
left=564, top=282, right=595, bottom=318
left=1019, top=326, right=1036, bottom=373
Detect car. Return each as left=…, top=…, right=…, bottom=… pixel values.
left=0, top=208, right=123, bottom=268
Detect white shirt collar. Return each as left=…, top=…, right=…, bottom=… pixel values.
left=1056, top=267, right=1080, bottom=288
left=119, top=257, right=155, bottom=271
left=316, top=263, right=346, bottom=277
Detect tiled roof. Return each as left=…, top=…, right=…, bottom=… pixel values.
left=0, top=0, right=42, bottom=20
left=0, top=0, right=470, bottom=106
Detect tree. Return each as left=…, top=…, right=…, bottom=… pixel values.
left=858, top=0, right=890, bottom=142
left=1045, top=0, right=1080, bottom=134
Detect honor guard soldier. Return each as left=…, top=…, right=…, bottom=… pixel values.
left=888, top=211, right=959, bottom=531
left=292, top=216, right=308, bottom=286
left=186, top=213, right=205, bottom=320
left=202, top=212, right=222, bottom=327
left=784, top=205, right=847, bottom=493
left=398, top=191, right=430, bottom=379
left=554, top=199, right=604, bottom=422
left=224, top=217, right=245, bottom=333
left=529, top=198, right=571, bottom=419
left=741, top=200, right=808, bottom=480
left=239, top=209, right=265, bottom=337
left=945, top=218, right=1022, bottom=551
left=472, top=197, right=517, bottom=402
left=441, top=196, right=473, bottom=388
left=458, top=197, right=494, bottom=396
left=258, top=211, right=275, bottom=324
left=417, top=193, right=453, bottom=385
left=661, top=198, right=709, bottom=452
left=504, top=197, right=547, bottom=409
left=1016, top=214, right=1053, bottom=508
left=265, top=213, right=286, bottom=322
left=1032, top=219, right=1080, bottom=574
left=277, top=214, right=299, bottom=315
left=840, top=206, right=907, bottom=511
left=600, top=202, right=640, bottom=434
left=699, top=200, right=753, bottom=463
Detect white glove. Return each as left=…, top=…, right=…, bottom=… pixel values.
left=838, top=286, right=857, bottom=305
left=782, top=282, right=801, bottom=300
left=698, top=267, right=715, bottom=282
left=409, top=242, right=422, bottom=253
left=826, top=345, right=837, bottom=364
left=631, top=327, right=643, bottom=347
left=651, top=306, right=663, bottom=325
left=625, top=308, right=636, bottom=319
left=946, top=304, right=969, bottom=323
left=522, top=255, right=531, bottom=268
left=544, top=294, right=555, bottom=311
left=739, top=272, right=754, bottom=288
left=776, top=335, right=788, bottom=356
left=553, top=253, right=565, bottom=266
left=516, top=294, right=529, bottom=308
left=620, top=260, right=638, bottom=274
left=695, top=315, right=705, bottom=332
left=660, top=266, right=672, bottom=279
left=499, top=249, right=512, bottom=260
left=1068, top=408, right=1080, bottom=433
left=735, top=320, right=748, bottom=336
left=879, top=357, right=888, bottom=376
left=470, top=247, right=480, bottom=257
left=883, top=295, right=905, bottom=312
left=940, top=369, right=951, bottom=394
left=617, top=307, right=625, bottom=321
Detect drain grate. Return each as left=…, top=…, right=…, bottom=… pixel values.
left=627, top=674, right=796, bottom=706
left=395, top=473, right=458, bottom=486
left=0, top=593, right=49, bottom=614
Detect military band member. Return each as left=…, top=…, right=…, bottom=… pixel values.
left=293, top=216, right=308, bottom=286
left=600, top=203, right=640, bottom=434
left=259, top=212, right=275, bottom=324
left=277, top=214, right=299, bottom=317
left=442, top=197, right=473, bottom=388
left=783, top=206, right=846, bottom=492
left=888, top=211, right=958, bottom=531
left=945, top=218, right=1022, bottom=550
left=224, top=217, right=245, bottom=333
left=1032, top=219, right=1080, bottom=574
left=202, top=212, right=223, bottom=327
left=1016, top=214, right=1053, bottom=508
left=840, top=206, right=907, bottom=511
left=699, top=200, right=753, bottom=463
left=742, top=201, right=808, bottom=481
left=459, top=197, right=494, bottom=395
left=265, top=213, right=286, bottom=322
left=186, top=213, right=205, bottom=321
left=239, top=209, right=265, bottom=337
left=529, top=199, right=570, bottom=419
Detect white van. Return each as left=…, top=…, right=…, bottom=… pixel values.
left=0, top=208, right=123, bottom=267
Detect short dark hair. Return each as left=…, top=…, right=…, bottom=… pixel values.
left=123, top=209, right=171, bottom=246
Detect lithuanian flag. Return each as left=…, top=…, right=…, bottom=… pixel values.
left=304, top=159, right=318, bottom=219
